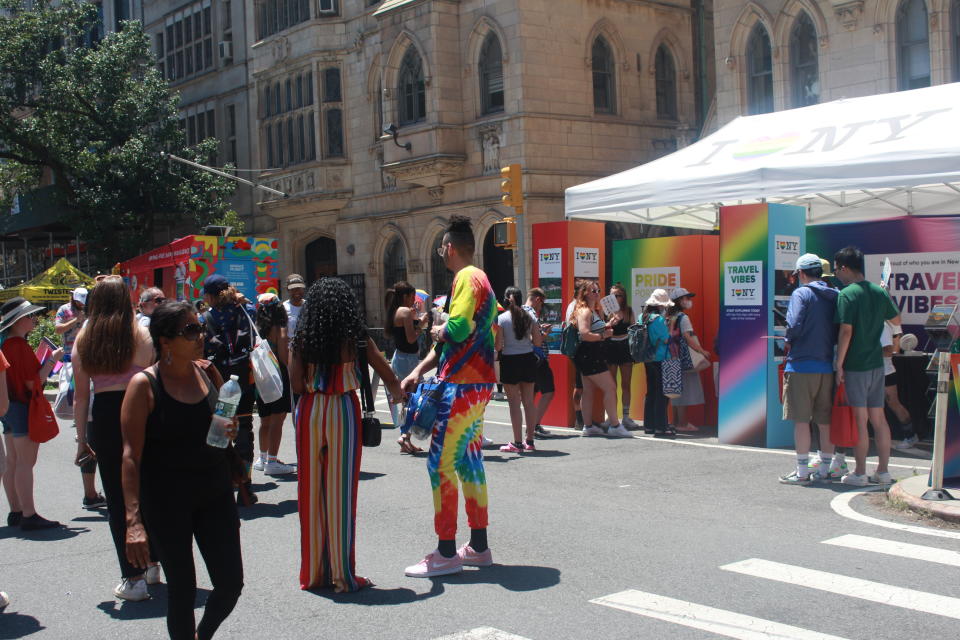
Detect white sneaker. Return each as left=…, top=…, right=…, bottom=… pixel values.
left=253, top=456, right=265, bottom=471
left=840, top=472, right=869, bottom=487
left=582, top=425, right=605, bottom=437
left=892, top=436, right=918, bottom=451
left=481, top=435, right=495, bottom=447
left=869, top=471, right=894, bottom=485
left=607, top=424, right=633, bottom=438
left=622, top=417, right=640, bottom=430
left=144, top=564, right=162, bottom=585
left=264, top=460, right=296, bottom=476
left=113, top=577, right=149, bottom=602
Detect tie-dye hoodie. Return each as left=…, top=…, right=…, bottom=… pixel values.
left=438, top=265, right=497, bottom=384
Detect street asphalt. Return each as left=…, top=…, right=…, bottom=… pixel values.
left=1, top=390, right=956, bottom=640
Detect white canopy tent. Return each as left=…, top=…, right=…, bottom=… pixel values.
left=565, top=83, right=960, bottom=230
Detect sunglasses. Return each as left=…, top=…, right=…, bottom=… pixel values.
left=148, top=296, right=165, bottom=304
left=175, top=323, right=203, bottom=341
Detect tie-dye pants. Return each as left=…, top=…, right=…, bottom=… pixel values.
left=427, top=383, right=495, bottom=539
left=295, top=390, right=369, bottom=592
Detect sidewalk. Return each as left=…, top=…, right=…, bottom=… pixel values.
left=889, top=474, right=960, bottom=524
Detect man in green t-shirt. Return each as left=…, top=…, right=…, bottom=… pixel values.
left=834, top=246, right=902, bottom=487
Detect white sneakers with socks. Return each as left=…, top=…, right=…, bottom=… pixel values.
left=114, top=577, right=149, bottom=602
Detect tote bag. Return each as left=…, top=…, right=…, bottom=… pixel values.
left=242, top=308, right=284, bottom=404
left=830, top=383, right=858, bottom=448
left=661, top=359, right=683, bottom=399
left=53, top=362, right=75, bottom=420
left=29, top=381, right=59, bottom=444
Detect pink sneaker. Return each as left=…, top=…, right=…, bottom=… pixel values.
left=404, top=550, right=463, bottom=578
left=457, top=544, right=493, bottom=567
left=499, top=442, right=522, bottom=453
left=523, top=441, right=536, bottom=452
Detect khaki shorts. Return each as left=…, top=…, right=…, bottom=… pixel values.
left=783, top=371, right=834, bottom=424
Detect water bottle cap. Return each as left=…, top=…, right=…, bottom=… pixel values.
left=229, top=375, right=239, bottom=381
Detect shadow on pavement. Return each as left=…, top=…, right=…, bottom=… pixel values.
left=239, top=499, right=298, bottom=520
left=0, top=611, right=44, bottom=638
left=250, top=481, right=279, bottom=493
left=515, top=450, right=570, bottom=458
left=96, top=586, right=212, bottom=620
left=359, top=471, right=386, bottom=481
left=310, top=580, right=444, bottom=605
left=433, top=564, right=561, bottom=592
left=0, top=525, right=88, bottom=541
left=72, top=513, right=108, bottom=523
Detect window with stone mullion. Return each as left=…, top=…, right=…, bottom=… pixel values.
left=790, top=12, right=819, bottom=107
left=592, top=37, right=616, bottom=114
left=479, top=34, right=504, bottom=115
left=257, top=0, right=310, bottom=41
left=398, top=48, right=426, bottom=125
left=896, top=0, right=931, bottom=90
left=654, top=45, right=677, bottom=120
left=261, top=69, right=317, bottom=168
left=160, top=4, right=213, bottom=83
left=746, top=23, right=773, bottom=115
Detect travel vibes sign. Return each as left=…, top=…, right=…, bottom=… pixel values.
left=724, top=261, right=762, bottom=306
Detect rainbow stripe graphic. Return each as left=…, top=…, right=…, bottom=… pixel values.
left=944, top=355, right=960, bottom=488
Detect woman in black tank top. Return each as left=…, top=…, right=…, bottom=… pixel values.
left=605, top=284, right=639, bottom=430
left=121, top=302, right=243, bottom=640
left=385, top=281, right=425, bottom=453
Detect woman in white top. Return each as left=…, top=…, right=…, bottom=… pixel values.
left=495, top=287, right=542, bottom=453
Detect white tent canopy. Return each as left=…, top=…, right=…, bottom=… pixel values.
left=565, top=83, right=960, bottom=230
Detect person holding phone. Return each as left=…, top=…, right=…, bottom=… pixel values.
left=122, top=301, right=243, bottom=639
left=605, top=284, right=639, bottom=429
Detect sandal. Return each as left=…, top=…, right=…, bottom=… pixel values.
left=397, top=436, right=423, bottom=454
left=675, top=423, right=699, bottom=432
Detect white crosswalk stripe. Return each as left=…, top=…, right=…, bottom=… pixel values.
left=431, top=627, right=532, bottom=640
left=720, top=558, right=960, bottom=620
left=591, top=590, right=852, bottom=640
left=822, top=533, right=960, bottom=567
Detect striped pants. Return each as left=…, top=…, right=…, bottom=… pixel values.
left=296, top=390, right=368, bottom=592
left=427, top=383, right=494, bottom=539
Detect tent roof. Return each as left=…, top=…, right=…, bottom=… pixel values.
left=0, top=258, right=94, bottom=303
left=565, top=83, right=960, bottom=230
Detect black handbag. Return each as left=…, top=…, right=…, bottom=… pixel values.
left=356, top=338, right=381, bottom=447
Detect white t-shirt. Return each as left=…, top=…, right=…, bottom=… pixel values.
left=881, top=323, right=895, bottom=376
left=283, top=299, right=303, bottom=337
left=565, top=300, right=577, bottom=323
left=498, top=308, right=538, bottom=355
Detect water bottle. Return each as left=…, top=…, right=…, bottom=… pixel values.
left=207, top=375, right=241, bottom=448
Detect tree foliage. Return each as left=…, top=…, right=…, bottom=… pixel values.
left=0, top=0, right=234, bottom=267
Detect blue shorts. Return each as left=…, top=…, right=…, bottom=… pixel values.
left=1, top=401, right=30, bottom=438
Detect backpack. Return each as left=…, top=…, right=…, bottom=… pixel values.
left=628, top=316, right=656, bottom=363
left=560, top=322, right=580, bottom=358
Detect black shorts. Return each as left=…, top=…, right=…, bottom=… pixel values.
left=574, top=341, right=607, bottom=377
left=500, top=352, right=538, bottom=385
left=256, top=362, right=292, bottom=416
left=605, top=339, right=632, bottom=365
left=534, top=357, right=555, bottom=394
left=884, top=371, right=898, bottom=388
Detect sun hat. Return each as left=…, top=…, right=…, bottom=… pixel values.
left=202, top=274, right=230, bottom=296
left=670, top=287, right=695, bottom=301
left=0, top=297, right=46, bottom=333
left=72, top=287, right=88, bottom=305
left=794, top=253, right=821, bottom=272
left=643, top=288, right=675, bottom=307
left=286, top=274, right=306, bottom=290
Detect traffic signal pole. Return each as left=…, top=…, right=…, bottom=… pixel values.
left=500, top=163, right=526, bottom=290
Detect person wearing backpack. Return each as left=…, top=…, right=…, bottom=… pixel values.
left=667, top=288, right=710, bottom=433
left=640, top=290, right=672, bottom=436
left=202, top=275, right=258, bottom=505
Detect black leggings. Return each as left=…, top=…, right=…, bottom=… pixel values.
left=89, top=391, right=156, bottom=578
left=143, top=491, right=244, bottom=640
left=644, top=362, right=668, bottom=431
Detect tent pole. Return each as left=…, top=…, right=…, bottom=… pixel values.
left=24, top=237, right=31, bottom=282
left=76, top=234, right=81, bottom=266
left=48, top=232, right=53, bottom=268
left=1, top=242, right=6, bottom=284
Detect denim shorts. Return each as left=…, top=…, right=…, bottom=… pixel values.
left=844, top=368, right=885, bottom=408
left=1, top=401, right=30, bottom=438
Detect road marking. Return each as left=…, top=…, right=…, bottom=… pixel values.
left=720, top=558, right=960, bottom=620
left=830, top=490, right=960, bottom=540
left=590, top=589, right=851, bottom=640
left=822, top=534, right=960, bottom=567
left=431, top=627, right=532, bottom=640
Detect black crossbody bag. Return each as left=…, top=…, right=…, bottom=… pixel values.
left=356, top=339, right=381, bottom=447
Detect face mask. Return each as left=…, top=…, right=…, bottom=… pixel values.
left=681, top=299, right=693, bottom=310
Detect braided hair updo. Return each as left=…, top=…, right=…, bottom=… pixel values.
left=292, top=277, right=366, bottom=366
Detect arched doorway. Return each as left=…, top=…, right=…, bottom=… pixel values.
left=383, top=236, right=407, bottom=292
left=483, top=227, right=514, bottom=303
left=304, top=236, right=337, bottom=285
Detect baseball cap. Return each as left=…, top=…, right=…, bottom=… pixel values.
left=203, top=274, right=230, bottom=296
left=670, top=287, right=695, bottom=300
left=286, top=274, right=306, bottom=290
left=794, top=253, right=821, bottom=272
left=72, top=287, right=88, bottom=305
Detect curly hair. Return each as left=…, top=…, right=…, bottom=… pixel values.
left=76, top=277, right=136, bottom=376
left=292, top=277, right=366, bottom=366
left=256, top=297, right=288, bottom=336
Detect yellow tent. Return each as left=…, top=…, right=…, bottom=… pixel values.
left=0, top=258, right=95, bottom=303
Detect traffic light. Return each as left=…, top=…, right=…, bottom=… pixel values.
left=492, top=218, right=517, bottom=249
left=500, top=164, right=523, bottom=212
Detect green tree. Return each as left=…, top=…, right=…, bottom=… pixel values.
left=0, top=0, right=234, bottom=269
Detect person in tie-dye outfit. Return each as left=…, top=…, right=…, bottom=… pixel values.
left=289, top=278, right=402, bottom=592
left=401, top=216, right=497, bottom=578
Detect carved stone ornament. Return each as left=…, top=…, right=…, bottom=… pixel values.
left=382, top=155, right=466, bottom=189
left=831, top=0, right=864, bottom=31
left=408, top=259, right=424, bottom=274
left=427, top=186, right=445, bottom=204
left=273, top=36, right=290, bottom=61
left=479, top=124, right=502, bottom=176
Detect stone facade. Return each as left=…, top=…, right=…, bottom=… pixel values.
left=246, top=0, right=705, bottom=328
left=711, top=0, right=960, bottom=129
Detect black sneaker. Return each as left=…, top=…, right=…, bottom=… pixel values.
left=82, top=494, right=107, bottom=510
left=7, top=511, right=22, bottom=527
left=534, top=425, right=549, bottom=439
left=20, top=513, right=61, bottom=531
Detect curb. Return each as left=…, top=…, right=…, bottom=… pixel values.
left=889, top=478, right=960, bottom=524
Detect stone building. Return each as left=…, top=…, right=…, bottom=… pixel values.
left=246, top=0, right=709, bottom=327
left=711, top=0, right=960, bottom=129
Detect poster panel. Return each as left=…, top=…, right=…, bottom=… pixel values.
left=724, top=261, right=763, bottom=306
left=574, top=247, right=599, bottom=278
left=774, top=235, right=801, bottom=271
left=865, top=251, right=960, bottom=325
left=630, top=266, right=681, bottom=311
